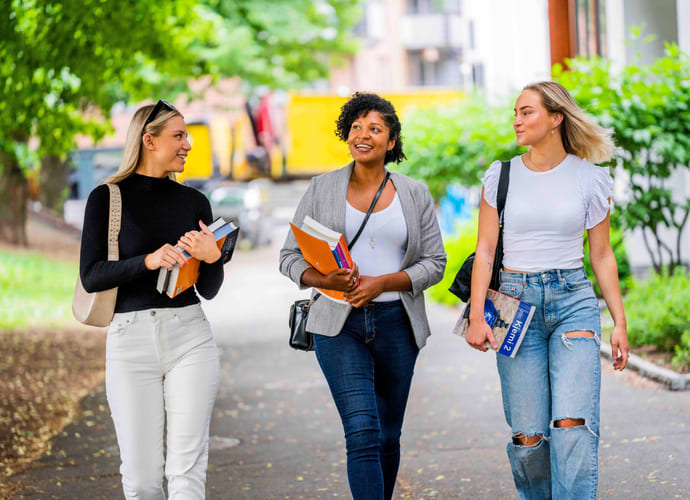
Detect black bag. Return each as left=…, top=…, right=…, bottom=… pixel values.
left=288, top=299, right=313, bottom=350
left=449, top=161, right=510, bottom=303
left=288, top=171, right=390, bottom=351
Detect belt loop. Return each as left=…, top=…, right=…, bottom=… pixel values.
left=556, top=269, right=562, bottom=282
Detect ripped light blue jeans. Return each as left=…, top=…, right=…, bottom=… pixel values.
left=496, top=268, right=601, bottom=500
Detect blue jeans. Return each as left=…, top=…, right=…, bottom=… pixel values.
left=313, top=300, right=419, bottom=500
left=496, top=268, right=602, bottom=500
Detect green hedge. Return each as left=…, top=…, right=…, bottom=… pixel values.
left=429, top=215, right=478, bottom=306
left=624, top=268, right=690, bottom=370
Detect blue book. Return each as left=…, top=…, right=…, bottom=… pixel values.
left=453, top=289, right=536, bottom=358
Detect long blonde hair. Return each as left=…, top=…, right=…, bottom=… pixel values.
left=106, top=104, right=183, bottom=184
left=523, top=81, right=614, bottom=163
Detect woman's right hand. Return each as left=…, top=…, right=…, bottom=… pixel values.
left=145, top=244, right=188, bottom=271
left=321, top=263, right=359, bottom=293
left=302, top=264, right=359, bottom=293
left=465, top=318, right=498, bottom=352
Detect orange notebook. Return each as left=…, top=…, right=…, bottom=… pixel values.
left=289, top=217, right=354, bottom=303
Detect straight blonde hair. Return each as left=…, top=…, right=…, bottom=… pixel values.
left=106, top=104, right=183, bottom=184
left=523, top=81, right=614, bottom=163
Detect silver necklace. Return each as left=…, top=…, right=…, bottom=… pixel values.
left=367, top=215, right=376, bottom=249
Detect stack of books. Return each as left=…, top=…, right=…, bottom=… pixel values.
left=156, top=217, right=239, bottom=298
left=289, top=216, right=354, bottom=302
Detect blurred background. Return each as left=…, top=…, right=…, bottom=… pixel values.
left=1, top=0, right=688, bottom=263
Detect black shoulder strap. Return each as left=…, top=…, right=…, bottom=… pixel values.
left=497, top=161, right=510, bottom=229
left=311, top=170, right=390, bottom=303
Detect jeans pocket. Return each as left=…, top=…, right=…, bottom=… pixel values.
left=107, top=318, right=130, bottom=337
left=499, top=281, right=524, bottom=299
left=173, top=307, right=207, bottom=326
left=562, top=275, right=592, bottom=292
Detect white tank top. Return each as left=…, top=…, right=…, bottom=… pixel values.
left=481, top=155, right=613, bottom=272
left=346, top=193, right=407, bottom=302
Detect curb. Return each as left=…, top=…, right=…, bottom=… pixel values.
left=600, top=342, right=690, bottom=391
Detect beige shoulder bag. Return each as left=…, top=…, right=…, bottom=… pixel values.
left=72, top=183, right=121, bottom=327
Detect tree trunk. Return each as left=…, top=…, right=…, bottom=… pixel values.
left=0, top=149, right=29, bottom=246
left=39, top=154, right=70, bottom=215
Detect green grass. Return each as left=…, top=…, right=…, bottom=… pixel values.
left=0, top=250, right=78, bottom=329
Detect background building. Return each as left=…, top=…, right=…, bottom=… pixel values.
left=327, top=0, right=689, bottom=270
left=552, top=0, right=689, bottom=270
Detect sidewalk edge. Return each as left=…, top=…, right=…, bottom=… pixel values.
left=600, top=342, right=690, bottom=391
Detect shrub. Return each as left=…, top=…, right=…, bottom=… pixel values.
left=555, top=44, right=690, bottom=275
left=624, top=268, right=690, bottom=370
left=394, top=95, right=523, bottom=201
left=429, top=216, right=478, bottom=306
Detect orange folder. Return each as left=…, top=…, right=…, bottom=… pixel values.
left=289, top=222, right=351, bottom=303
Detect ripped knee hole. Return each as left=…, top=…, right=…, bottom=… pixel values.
left=564, top=331, right=594, bottom=338
left=512, top=433, right=543, bottom=447
left=554, top=418, right=585, bottom=428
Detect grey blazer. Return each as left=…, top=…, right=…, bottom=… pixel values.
left=279, top=163, right=446, bottom=348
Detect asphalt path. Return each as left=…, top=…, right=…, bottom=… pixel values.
left=8, top=212, right=690, bottom=499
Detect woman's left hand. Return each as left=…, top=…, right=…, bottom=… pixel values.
left=177, top=220, right=221, bottom=264
left=610, top=323, right=629, bottom=371
left=344, top=275, right=383, bottom=308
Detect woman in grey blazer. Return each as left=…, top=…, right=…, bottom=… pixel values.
left=280, top=92, right=446, bottom=500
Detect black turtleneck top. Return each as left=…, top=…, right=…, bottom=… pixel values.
left=79, top=173, right=224, bottom=313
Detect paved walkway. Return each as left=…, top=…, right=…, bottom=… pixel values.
left=8, top=238, right=690, bottom=499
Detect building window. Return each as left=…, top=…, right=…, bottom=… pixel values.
left=471, top=63, right=484, bottom=89
left=574, top=0, right=607, bottom=57
left=408, top=48, right=463, bottom=87
left=407, top=0, right=462, bottom=15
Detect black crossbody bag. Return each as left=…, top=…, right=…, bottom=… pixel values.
left=289, top=171, right=391, bottom=351
left=449, top=161, right=510, bottom=302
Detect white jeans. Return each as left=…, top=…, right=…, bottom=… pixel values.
left=106, top=304, right=220, bottom=500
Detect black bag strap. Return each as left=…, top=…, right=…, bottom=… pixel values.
left=497, top=161, right=510, bottom=230
left=313, top=170, right=390, bottom=302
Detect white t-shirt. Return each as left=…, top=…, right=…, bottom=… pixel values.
left=481, top=154, right=613, bottom=272
left=346, top=193, right=407, bottom=302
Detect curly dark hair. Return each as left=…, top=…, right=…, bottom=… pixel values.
left=334, top=92, right=406, bottom=164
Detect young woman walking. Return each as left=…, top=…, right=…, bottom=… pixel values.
left=79, top=100, right=223, bottom=499
left=280, top=92, right=446, bottom=500
left=465, top=81, right=629, bottom=500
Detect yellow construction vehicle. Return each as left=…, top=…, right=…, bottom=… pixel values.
left=177, top=89, right=465, bottom=183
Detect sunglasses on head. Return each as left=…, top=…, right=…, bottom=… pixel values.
left=141, top=99, right=177, bottom=135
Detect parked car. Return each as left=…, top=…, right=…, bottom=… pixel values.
left=206, top=181, right=272, bottom=249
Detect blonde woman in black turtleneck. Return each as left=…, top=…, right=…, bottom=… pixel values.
left=79, top=100, right=223, bottom=499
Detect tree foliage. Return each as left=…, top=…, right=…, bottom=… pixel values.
left=199, top=0, right=361, bottom=88
left=554, top=44, right=690, bottom=273
left=0, top=0, right=362, bottom=244
left=393, top=96, right=524, bottom=201
left=0, top=0, right=212, bottom=243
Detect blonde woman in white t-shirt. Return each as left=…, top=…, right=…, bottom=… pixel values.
left=465, top=81, right=629, bottom=500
